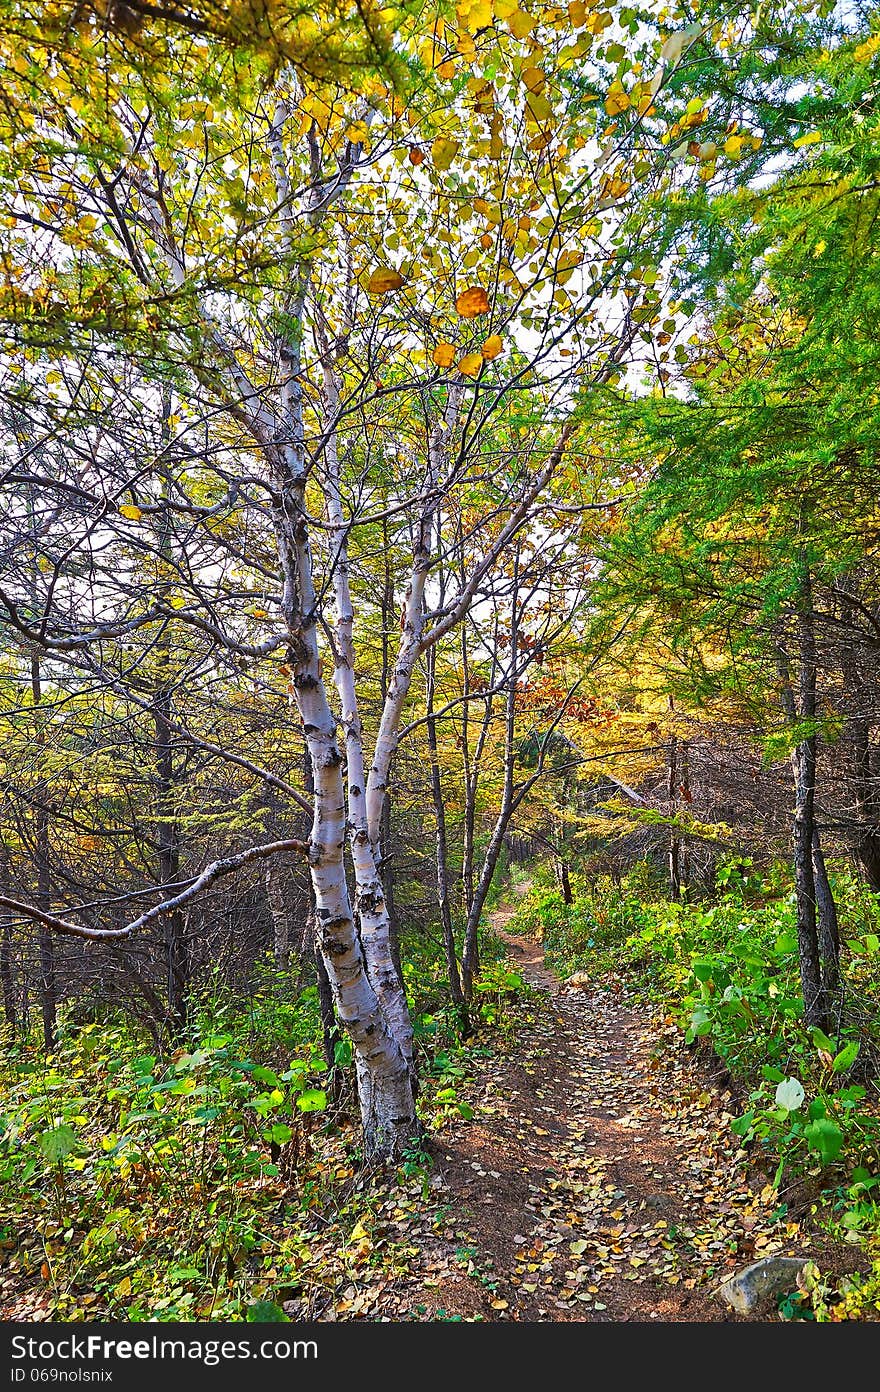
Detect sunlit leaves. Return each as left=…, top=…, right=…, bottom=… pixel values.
left=367, top=268, right=406, bottom=294
left=458, top=352, right=484, bottom=376
left=455, top=286, right=491, bottom=318
left=430, top=342, right=455, bottom=368
left=431, top=136, right=460, bottom=170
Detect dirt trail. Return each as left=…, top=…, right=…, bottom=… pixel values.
left=393, top=886, right=849, bottom=1322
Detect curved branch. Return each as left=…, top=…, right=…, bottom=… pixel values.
left=0, top=837, right=309, bottom=941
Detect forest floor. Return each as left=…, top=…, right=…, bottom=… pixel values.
left=363, top=883, right=866, bottom=1323
left=2, top=886, right=868, bottom=1325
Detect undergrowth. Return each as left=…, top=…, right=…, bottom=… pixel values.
left=507, top=857, right=880, bottom=1320
left=0, top=928, right=528, bottom=1322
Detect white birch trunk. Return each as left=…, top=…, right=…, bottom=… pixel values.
left=318, top=333, right=413, bottom=1069
left=365, top=389, right=463, bottom=847
left=262, top=106, right=417, bottom=1155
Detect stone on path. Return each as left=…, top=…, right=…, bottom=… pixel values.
left=717, top=1256, right=808, bottom=1316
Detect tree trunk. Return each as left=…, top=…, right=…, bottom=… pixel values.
left=679, top=739, right=690, bottom=893
left=31, top=657, right=56, bottom=1052
left=300, top=753, right=342, bottom=1085
left=264, top=861, right=290, bottom=970
left=559, top=859, right=573, bottom=906
left=667, top=698, right=682, bottom=899
left=154, top=689, right=188, bottom=1034
left=462, top=555, right=521, bottom=998
left=791, top=736, right=825, bottom=1027
left=377, top=517, right=403, bottom=985
left=812, top=829, right=841, bottom=1007
left=270, top=465, right=417, bottom=1158
left=426, top=643, right=465, bottom=1011
left=778, top=565, right=829, bottom=1030
left=837, top=578, right=880, bottom=891
left=0, top=849, right=16, bottom=1039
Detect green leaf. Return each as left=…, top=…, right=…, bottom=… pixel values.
left=810, top=1027, right=836, bottom=1054
left=457, top=1102, right=475, bottom=1120
left=775, top=1077, right=805, bottom=1112
left=251, top=1066, right=281, bottom=1086
left=761, top=1065, right=785, bottom=1083
left=267, top=1123, right=293, bottom=1144
left=832, top=1041, right=860, bottom=1074
left=295, top=1089, right=327, bottom=1113
left=804, top=1118, right=844, bottom=1164
left=36, top=1125, right=78, bottom=1164
left=246, top=1300, right=289, bottom=1322
left=774, top=933, right=798, bottom=955
left=730, top=1111, right=754, bottom=1136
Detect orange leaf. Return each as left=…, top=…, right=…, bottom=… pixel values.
left=481, top=333, right=503, bottom=360
left=432, top=342, right=456, bottom=368
left=458, top=353, right=484, bottom=377
left=367, top=268, right=405, bottom=294
left=455, top=285, right=490, bottom=317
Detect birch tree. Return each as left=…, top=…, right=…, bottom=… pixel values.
left=0, top=0, right=813, bottom=1152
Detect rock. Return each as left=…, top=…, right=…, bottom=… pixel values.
left=717, top=1256, right=808, bottom=1315
left=642, top=1192, right=675, bottom=1214
left=565, top=972, right=591, bottom=990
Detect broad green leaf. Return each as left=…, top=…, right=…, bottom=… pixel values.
left=36, top=1125, right=78, bottom=1164
left=295, top=1089, right=327, bottom=1113
left=805, top=1118, right=844, bottom=1165
left=832, top=1041, right=860, bottom=1073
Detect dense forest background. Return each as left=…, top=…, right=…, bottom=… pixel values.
left=2, top=0, right=880, bottom=1324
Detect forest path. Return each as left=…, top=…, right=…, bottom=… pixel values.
left=401, top=882, right=833, bottom=1322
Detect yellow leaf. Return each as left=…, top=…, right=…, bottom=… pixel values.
left=114, top=1276, right=132, bottom=1297
left=432, top=342, right=456, bottom=368
left=432, top=136, right=461, bottom=170
left=251, top=609, right=269, bottom=620
left=367, top=268, right=405, bottom=294
left=118, top=504, right=142, bottom=521
left=458, top=0, right=492, bottom=31
left=508, top=9, right=535, bottom=38
left=457, top=353, right=484, bottom=377
left=568, top=0, right=586, bottom=24
left=455, top=285, right=491, bottom=317
left=45, top=370, right=61, bottom=385
left=723, top=134, right=743, bottom=158
left=526, top=91, right=553, bottom=123
left=604, top=81, right=630, bottom=116
left=793, top=130, right=822, bottom=148
left=489, top=113, right=504, bottom=160
left=481, top=333, right=503, bottom=360
left=345, top=121, right=371, bottom=148
left=521, top=66, right=545, bottom=93
left=493, top=0, right=517, bottom=15
left=77, top=215, right=98, bottom=234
